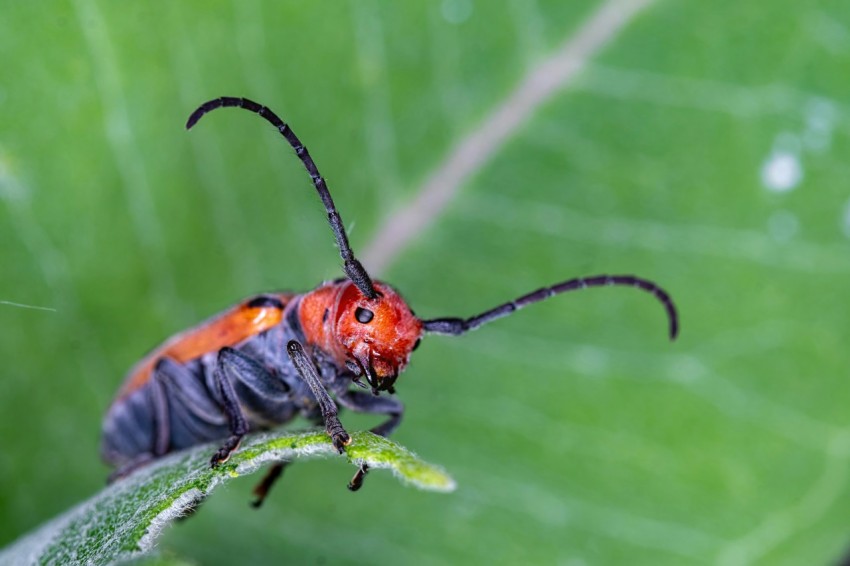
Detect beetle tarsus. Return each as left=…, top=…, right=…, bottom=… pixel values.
left=328, top=422, right=351, bottom=454
left=210, top=434, right=243, bottom=467
left=348, top=463, right=369, bottom=491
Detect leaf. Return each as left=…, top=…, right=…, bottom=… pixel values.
left=0, top=431, right=454, bottom=566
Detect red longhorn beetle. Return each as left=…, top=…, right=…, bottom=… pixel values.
left=102, top=97, right=679, bottom=506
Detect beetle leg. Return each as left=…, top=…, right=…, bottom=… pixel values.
left=251, top=462, right=288, bottom=508
left=106, top=365, right=174, bottom=483
left=155, top=357, right=228, bottom=423
left=286, top=340, right=350, bottom=453
left=202, top=347, right=293, bottom=505
left=149, top=363, right=173, bottom=457
left=153, top=358, right=230, bottom=449
left=336, top=391, right=404, bottom=491
left=107, top=453, right=156, bottom=484
left=210, top=347, right=251, bottom=467
left=337, top=391, right=404, bottom=437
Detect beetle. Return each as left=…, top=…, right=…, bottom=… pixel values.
left=101, top=97, right=679, bottom=506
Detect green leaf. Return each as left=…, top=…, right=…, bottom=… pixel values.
left=0, top=431, right=454, bottom=566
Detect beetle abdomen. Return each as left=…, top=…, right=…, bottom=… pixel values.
left=101, top=386, right=158, bottom=466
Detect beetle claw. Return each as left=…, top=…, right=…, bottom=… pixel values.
left=210, top=435, right=242, bottom=467
left=210, top=451, right=228, bottom=468
left=348, top=463, right=369, bottom=492
left=333, top=432, right=351, bottom=453
left=329, top=424, right=351, bottom=454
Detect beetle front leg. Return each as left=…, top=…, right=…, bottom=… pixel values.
left=336, top=391, right=404, bottom=491
left=286, top=340, right=350, bottom=452
left=210, top=347, right=251, bottom=466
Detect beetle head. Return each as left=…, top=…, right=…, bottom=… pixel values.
left=335, top=281, right=422, bottom=394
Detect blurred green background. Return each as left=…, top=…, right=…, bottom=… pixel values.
left=2, top=0, right=850, bottom=563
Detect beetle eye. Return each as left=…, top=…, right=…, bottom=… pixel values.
left=412, top=338, right=421, bottom=351
left=355, top=307, right=374, bottom=324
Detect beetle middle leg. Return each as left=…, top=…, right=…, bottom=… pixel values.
left=209, top=347, right=253, bottom=466
left=336, top=391, right=404, bottom=491
left=208, top=345, right=294, bottom=466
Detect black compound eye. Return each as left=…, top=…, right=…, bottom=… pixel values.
left=412, top=338, right=421, bottom=351
left=355, top=307, right=374, bottom=324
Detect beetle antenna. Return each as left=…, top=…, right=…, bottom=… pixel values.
left=423, top=274, right=679, bottom=340
left=186, top=97, right=378, bottom=300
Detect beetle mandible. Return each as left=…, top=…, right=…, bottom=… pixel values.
left=101, top=97, right=679, bottom=506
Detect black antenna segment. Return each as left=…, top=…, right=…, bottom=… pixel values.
left=423, top=274, right=679, bottom=340
left=186, top=97, right=378, bottom=300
